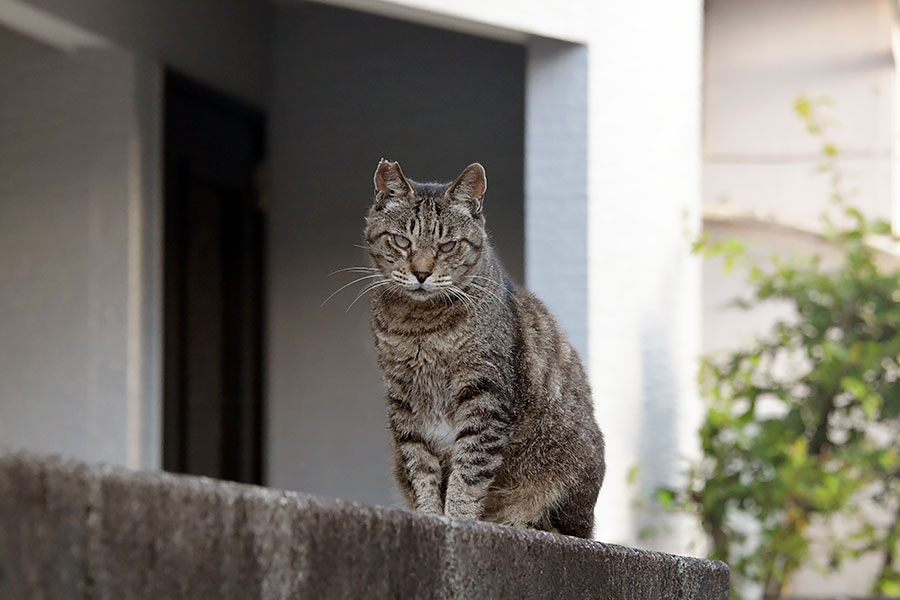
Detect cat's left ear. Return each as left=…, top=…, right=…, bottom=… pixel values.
left=447, top=163, right=487, bottom=217
left=373, top=159, right=413, bottom=209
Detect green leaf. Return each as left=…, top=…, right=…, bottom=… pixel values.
left=878, top=579, right=900, bottom=596
left=794, top=97, right=812, bottom=119
left=871, top=220, right=892, bottom=235
left=861, top=393, right=882, bottom=420
left=877, top=448, right=899, bottom=469
left=841, top=376, right=868, bottom=400
left=656, top=488, right=676, bottom=510
left=626, top=464, right=641, bottom=485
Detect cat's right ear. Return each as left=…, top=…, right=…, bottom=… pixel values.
left=446, top=163, right=487, bottom=217
left=373, top=159, right=412, bottom=209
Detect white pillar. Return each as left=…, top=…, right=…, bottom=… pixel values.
left=587, top=1, right=704, bottom=552
left=525, top=37, right=589, bottom=359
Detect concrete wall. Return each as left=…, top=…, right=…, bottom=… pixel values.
left=0, top=451, right=732, bottom=599
left=0, top=27, right=147, bottom=467
left=704, top=0, right=894, bottom=228
left=266, top=3, right=526, bottom=506
left=587, top=0, right=704, bottom=553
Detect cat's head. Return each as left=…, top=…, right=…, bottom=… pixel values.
left=365, top=159, right=488, bottom=302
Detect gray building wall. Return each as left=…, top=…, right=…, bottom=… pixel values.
left=525, top=38, right=588, bottom=359
left=0, top=0, right=271, bottom=470
left=267, top=3, right=525, bottom=505
left=0, top=28, right=141, bottom=466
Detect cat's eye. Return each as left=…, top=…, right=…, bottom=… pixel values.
left=393, top=234, right=411, bottom=249
left=439, top=240, right=458, bottom=253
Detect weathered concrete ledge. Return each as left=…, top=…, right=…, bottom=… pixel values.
left=0, top=452, right=729, bottom=599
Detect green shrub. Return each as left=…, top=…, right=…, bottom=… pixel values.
left=657, top=98, right=900, bottom=597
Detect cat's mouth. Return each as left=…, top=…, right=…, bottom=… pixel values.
left=404, top=286, right=436, bottom=301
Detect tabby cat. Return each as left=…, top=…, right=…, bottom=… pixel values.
left=365, top=159, right=605, bottom=538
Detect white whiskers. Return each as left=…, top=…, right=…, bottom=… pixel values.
left=447, top=285, right=479, bottom=313
left=467, top=275, right=509, bottom=294
left=464, top=280, right=504, bottom=306
left=321, top=273, right=384, bottom=307
left=324, top=265, right=508, bottom=315
left=327, top=266, right=378, bottom=277
left=345, top=279, right=392, bottom=312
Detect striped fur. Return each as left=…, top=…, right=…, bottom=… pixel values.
left=366, top=160, right=605, bottom=538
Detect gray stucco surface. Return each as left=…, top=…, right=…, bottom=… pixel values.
left=525, top=38, right=589, bottom=360
left=0, top=30, right=138, bottom=468
left=0, top=452, right=730, bottom=599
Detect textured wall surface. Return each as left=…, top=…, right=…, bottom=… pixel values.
left=267, top=3, right=525, bottom=507
left=525, top=37, right=589, bottom=360
left=1, top=0, right=271, bottom=471
left=0, top=452, right=730, bottom=599
left=0, top=29, right=143, bottom=467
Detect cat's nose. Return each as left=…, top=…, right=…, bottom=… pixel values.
left=413, top=270, right=432, bottom=283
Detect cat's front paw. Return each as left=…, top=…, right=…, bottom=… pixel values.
left=415, top=501, right=444, bottom=516
left=443, top=501, right=482, bottom=521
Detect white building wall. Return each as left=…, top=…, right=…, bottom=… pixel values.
left=587, top=1, right=704, bottom=551
left=705, top=0, right=894, bottom=229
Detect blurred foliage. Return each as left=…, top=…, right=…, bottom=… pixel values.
left=655, top=97, right=900, bottom=598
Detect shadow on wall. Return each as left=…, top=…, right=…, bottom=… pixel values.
left=266, top=3, right=526, bottom=507
left=635, top=245, right=699, bottom=554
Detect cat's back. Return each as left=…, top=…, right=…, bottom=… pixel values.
left=501, top=286, right=604, bottom=495
left=510, top=288, right=591, bottom=397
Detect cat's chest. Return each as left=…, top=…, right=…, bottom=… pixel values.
left=376, top=329, right=465, bottom=381
left=376, top=331, right=469, bottom=454
left=420, top=412, right=456, bottom=456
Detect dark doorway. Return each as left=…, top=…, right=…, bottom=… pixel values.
left=163, top=71, right=266, bottom=484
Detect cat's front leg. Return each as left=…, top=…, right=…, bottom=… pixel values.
left=388, top=395, right=444, bottom=515
left=444, top=455, right=500, bottom=519
left=444, top=390, right=509, bottom=520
